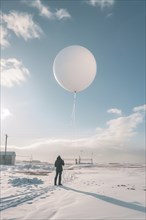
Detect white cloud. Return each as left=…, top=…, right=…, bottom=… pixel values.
left=133, top=104, right=146, bottom=112
left=2, top=11, right=43, bottom=40
left=4, top=105, right=145, bottom=150
left=1, top=58, right=30, bottom=87
left=87, top=0, right=115, bottom=8
left=1, top=105, right=144, bottom=163
left=55, top=9, right=71, bottom=20
left=107, top=108, right=122, bottom=116
left=105, top=112, right=143, bottom=140
left=0, top=26, right=10, bottom=48
left=1, top=109, right=12, bottom=120
left=24, top=0, right=71, bottom=20
left=2, top=138, right=89, bottom=150
left=30, top=0, right=53, bottom=18
left=106, top=13, right=113, bottom=18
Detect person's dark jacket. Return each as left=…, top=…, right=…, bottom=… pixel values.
left=55, top=156, right=65, bottom=172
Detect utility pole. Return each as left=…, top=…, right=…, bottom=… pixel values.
left=5, top=134, right=8, bottom=165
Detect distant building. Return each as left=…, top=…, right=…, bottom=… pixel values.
left=0, top=151, right=16, bottom=165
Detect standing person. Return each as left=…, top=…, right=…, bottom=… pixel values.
left=54, top=155, right=65, bottom=185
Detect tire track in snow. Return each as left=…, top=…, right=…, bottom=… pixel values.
left=0, top=186, right=56, bottom=211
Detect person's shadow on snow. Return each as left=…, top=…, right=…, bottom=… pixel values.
left=62, top=186, right=146, bottom=213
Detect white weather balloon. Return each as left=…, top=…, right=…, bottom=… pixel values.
left=53, top=45, right=97, bottom=92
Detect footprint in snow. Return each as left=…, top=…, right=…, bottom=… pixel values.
left=27, top=201, right=32, bottom=204
left=40, top=196, right=46, bottom=199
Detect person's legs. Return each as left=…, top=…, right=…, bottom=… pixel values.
left=58, top=171, right=62, bottom=185
left=54, top=171, right=59, bottom=185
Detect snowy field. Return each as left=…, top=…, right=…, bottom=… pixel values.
left=0, top=162, right=146, bottom=220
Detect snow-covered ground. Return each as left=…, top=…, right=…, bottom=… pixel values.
left=0, top=162, right=146, bottom=220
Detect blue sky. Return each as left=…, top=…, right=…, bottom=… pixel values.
left=1, top=0, right=145, bottom=163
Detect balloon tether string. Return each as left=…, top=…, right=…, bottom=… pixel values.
left=71, top=91, right=77, bottom=127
